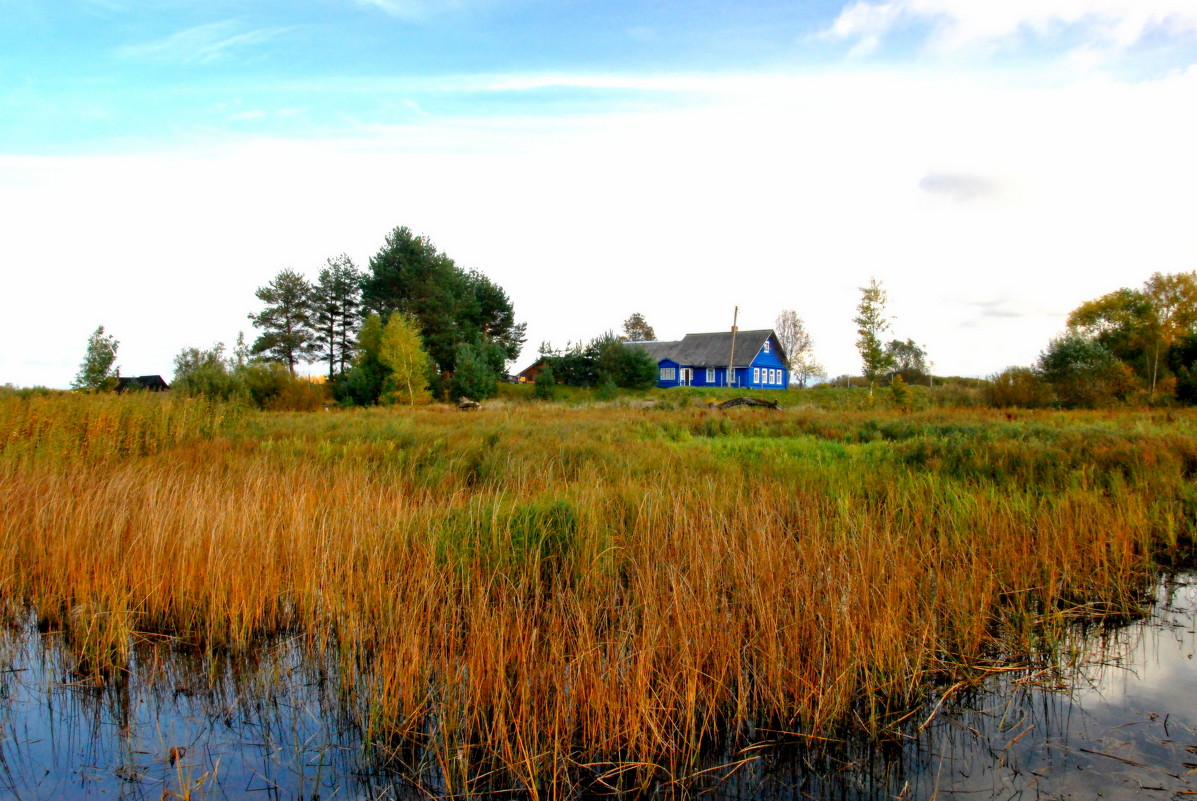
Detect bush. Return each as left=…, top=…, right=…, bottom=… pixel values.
left=1037, top=332, right=1139, bottom=408
left=542, top=333, right=659, bottom=389
left=888, top=374, right=912, bottom=410
left=450, top=342, right=500, bottom=401
left=985, top=367, right=1052, bottom=408
left=172, top=345, right=246, bottom=402
left=534, top=365, right=558, bottom=400
left=267, top=377, right=329, bottom=412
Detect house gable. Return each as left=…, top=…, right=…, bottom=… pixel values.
left=626, top=329, right=790, bottom=389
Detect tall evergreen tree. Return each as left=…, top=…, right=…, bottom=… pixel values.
left=338, top=313, right=387, bottom=406
left=248, top=268, right=316, bottom=376
left=465, top=269, right=527, bottom=361
left=311, top=254, right=363, bottom=379
left=361, top=226, right=524, bottom=373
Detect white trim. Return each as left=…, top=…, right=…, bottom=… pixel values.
left=660, top=367, right=676, bottom=381
left=706, top=367, right=715, bottom=383
left=753, top=367, right=760, bottom=384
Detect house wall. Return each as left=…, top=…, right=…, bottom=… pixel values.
left=691, top=366, right=728, bottom=387
left=652, top=334, right=792, bottom=389
left=748, top=340, right=790, bottom=389
left=656, top=358, right=682, bottom=388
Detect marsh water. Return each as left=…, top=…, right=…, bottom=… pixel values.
left=2, top=575, right=1194, bottom=800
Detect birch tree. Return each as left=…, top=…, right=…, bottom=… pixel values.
left=379, top=313, right=432, bottom=405
left=775, top=310, right=825, bottom=387
left=854, top=278, right=893, bottom=395
left=72, top=326, right=119, bottom=391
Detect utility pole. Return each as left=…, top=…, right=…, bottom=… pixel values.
left=727, top=306, right=739, bottom=388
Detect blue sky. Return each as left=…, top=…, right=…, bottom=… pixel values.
left=2, top=1, right=1196, bottom=386
left=2, top=1, right=850, bottom=152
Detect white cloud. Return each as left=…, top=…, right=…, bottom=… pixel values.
left=352, top=0, right=426, bottom=19
left=1, top=66, right=1195, bottom=387
left=117, top=21, right=292, bottom=65
left=350, top=0, right=500, bottom=21
left=228, top=109, right=267, bottom=122
left=918, top=172, right=1000, bottom=203
left=825, top=0, right=1197, bottom=54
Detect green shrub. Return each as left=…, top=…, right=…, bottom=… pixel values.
left=534, top=364, right=558, bottom=400
left=986, top=367, right=1052, bottom=408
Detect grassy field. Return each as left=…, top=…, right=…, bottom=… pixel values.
left=2, top=389, right=1194, bottom=795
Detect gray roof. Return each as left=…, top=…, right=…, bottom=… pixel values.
left=625, top=329, right=784, bottom=368
left=622, top=340, right=684, bottom=362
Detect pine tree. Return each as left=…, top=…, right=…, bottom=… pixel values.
left=248, top=269, right=316, bottom=375
left=311, top=255, right=363, bottom=379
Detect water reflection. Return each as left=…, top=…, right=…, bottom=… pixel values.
left=902, top=573, right=1197, bottom=800
left=0, top=628, right=390, bottom=800
left=1, top=575, right=1194, bottom=800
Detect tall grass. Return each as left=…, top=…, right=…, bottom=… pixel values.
left=1, top=395, right=1192, bottom=794
left=0, top=392, right=240, bottom=463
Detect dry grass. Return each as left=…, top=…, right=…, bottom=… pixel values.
left=1, top=393, right=1192, bottom=795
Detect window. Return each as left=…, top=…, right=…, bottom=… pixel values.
left=770, top=369, right=777, bottom=384
left=706, top=367, right=715, bottom=383
left=753, top=367, right=760, bottom=384
left=763, top=340, right=771, bottom=353
left=660, top=367, right=676, bottom=381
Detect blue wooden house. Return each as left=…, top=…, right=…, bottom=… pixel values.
left=625, top=329, right=790, bottom=389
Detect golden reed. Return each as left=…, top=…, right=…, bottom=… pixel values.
left=1, top=393, right=1191, bottom=794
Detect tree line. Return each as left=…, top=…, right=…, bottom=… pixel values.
left=164, top=226, right=527, bottom=407
left=845, top=271, right=1197, bottom=409
left=84, top=238, right=1195, bottom=412
left=991, top=271, right=1197, bottom=408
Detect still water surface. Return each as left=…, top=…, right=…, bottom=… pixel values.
left=2, top=576, right=1194, bottom=800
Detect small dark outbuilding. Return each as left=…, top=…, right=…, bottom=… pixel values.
left=117, top=375, right=170, bottom=393
left=516, top=361, right=547, bottom=383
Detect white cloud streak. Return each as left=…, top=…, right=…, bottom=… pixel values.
left=351, top=0, right=499, bottom=21
left=117, top=21, right=292, bottom=65
left=826, top=0, right=1197, bottom=54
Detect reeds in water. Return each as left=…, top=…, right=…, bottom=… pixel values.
left=1, top=394, right=1192, bottom=794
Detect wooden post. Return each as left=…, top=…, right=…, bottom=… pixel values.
left=727, top=306, right=739, bottom=388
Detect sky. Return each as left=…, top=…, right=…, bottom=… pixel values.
left=2, top=0, right=1196, bottom=387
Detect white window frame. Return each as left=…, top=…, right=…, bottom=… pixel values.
left=661, top=367, right=676, bottom=381
left=753, top=367, right=760, bottom=384
left=706, top=367, right=715, bottom=383
left=763, top=340, right=771, bottom=353
left=770, top=369, right=777, bottom=384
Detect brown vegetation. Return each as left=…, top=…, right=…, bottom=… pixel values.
left=1, top=392, right=1192, bottom=794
